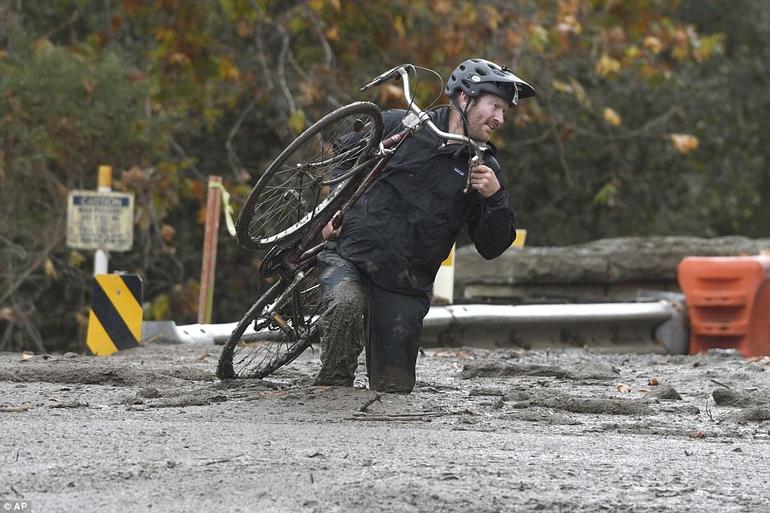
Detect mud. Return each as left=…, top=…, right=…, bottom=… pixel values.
left=315, top=277, right=366, bottom=386
left=0, top=352, right=214, bottom=386
left=460, top=360, right=619, bottom=381
left=1, top=343, right=770, bottom=512
left=713, top=387, right=770, bottom=407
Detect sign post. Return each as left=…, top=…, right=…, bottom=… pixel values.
left=67, top=166, right=140, bottom=355
left=433, top=244, right=455, bottom=304
left=198, top=176, right=223, bottom=324
left=94, top=165, right=112, bottom=274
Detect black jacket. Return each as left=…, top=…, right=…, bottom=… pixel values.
left=331, top=106, right=516, bottom=295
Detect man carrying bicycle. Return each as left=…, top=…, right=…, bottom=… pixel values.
left=316, top=58, right=535, bottom=393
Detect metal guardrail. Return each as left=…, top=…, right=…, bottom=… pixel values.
left=419, top=299, right=687, bottom=353
left=142, top=298, right=688, bottom=354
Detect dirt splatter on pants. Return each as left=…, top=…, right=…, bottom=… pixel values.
left=314, top=248, right=430, bottom=393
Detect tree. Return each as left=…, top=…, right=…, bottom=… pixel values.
left=1, top=0, right=766, bottom=352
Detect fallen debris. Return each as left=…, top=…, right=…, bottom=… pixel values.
left=713, top=388, right=769, bottom=407
left=646, top=385, right=682, bottom=400
left=461, top=361, right=619, bottom=381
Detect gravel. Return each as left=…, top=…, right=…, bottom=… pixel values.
left=1, top=343, right=770, bottom=512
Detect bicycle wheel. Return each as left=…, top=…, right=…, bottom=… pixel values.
left=217, top=265, right=323, bottom=380
left=237, top=101, right=383, bottom=250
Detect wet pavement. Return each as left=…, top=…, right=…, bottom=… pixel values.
left=2, top=342, right=770, bottom=512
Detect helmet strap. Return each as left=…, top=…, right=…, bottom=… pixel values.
left=451, top=92, right=474, bottom=139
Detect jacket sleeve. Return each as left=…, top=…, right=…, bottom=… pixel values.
left=467, top=159, right=516, bottom=260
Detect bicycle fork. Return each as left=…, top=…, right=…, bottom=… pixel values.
left=265, top=270, right=309, bottom=339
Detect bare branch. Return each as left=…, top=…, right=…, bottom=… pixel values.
left=170, top=137, right=205, bottom=179
left=510, top=129, right=552, bottom=148
left=0, top=321, right=13, bottom=352
left=225, top=97, right=257, bottom=179
left=304, top=7, right=334, bottom=68
left=0, top=220, right=65, bottom=306
left=274, top=22, right=297, bottom=113
left=253, top=21, right=274, bottom=90
left=572, top=107, right=680, bottom=142
left=11, top=302, right=46, bottom=354
left=287, top=49, right=310, bottom=83
left=541, top=87, right=573, bottom=185
left=43, top=9, right=80, bottom=41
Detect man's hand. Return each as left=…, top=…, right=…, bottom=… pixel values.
left=322, top=210, right=343, bottom=240
left=469, top=164, right=500, bottom=198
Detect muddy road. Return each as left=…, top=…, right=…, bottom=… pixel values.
left=2, top=342, right=770, bottom=512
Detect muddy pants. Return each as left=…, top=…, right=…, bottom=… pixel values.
left=314, top=248, right=430, bottom=393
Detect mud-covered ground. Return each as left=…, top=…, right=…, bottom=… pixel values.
left=2, top=341, right=770, bottom=513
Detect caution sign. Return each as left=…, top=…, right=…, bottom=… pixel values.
left=86, top=274, right=143, bottom=355
left=67, top=191, right=134, bottom=251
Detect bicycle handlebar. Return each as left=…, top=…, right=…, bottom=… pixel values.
left=361, top=64, right=488, bottom=161
left=360, top=66, right=402, bottom=92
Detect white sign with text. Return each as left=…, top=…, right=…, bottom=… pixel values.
left=66, top=191, right=134, bottom=251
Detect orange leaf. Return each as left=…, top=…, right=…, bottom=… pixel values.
left=669, top=134, right=699, bottom=154
left=393, top=16, right=406, bottom=39
left=218, top=57, right=240, bottom=81
left=505, top=29, right=523, bottom=47
left=603, top=107, right=621, bottom=126
left=168, top=52, right=191, bottom=65
left=325, top=25, right=339, bottom=41
left=595, top=54, right=621, bottom=77
left=434, top=0, right=452, bottom=15
left=43, top=258, right=58, bottom=278
left=644, top=36, right=663, bottom=54
left=83, top=79, right=96, bottom=101
left=235, top=21, right=252, bottom=38
left=69, top=251, right=86, bottom=268
left=160, top=224, right=176, bottom=243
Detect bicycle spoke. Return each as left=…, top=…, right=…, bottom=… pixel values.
left=220, top=266, right=323, bottom=379
left=237, top=103, right=382, bottom=247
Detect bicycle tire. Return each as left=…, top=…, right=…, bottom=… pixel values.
left=217, top=266, right=323, bottom=380
left=236, top=102, right=383, bottom=250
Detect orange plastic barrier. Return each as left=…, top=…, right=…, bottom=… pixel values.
left=678, top=255, right=770, bottom=356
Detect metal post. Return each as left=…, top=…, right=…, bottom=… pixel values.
left=433, top=244, right=455, bottom=304
left=198, top=176, right=222, bottom=324
left=94, top=165, right=112, bottom=276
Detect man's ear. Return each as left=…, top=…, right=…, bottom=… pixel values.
left=458, top=91, right=470, bottom=111
left=458, top=91, right=478, bottom=111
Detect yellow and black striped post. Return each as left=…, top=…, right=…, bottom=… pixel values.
left=86, top=274, right=143, bottom=355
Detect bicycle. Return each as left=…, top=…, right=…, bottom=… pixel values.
left=216, top=64, right=493, bottom=380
